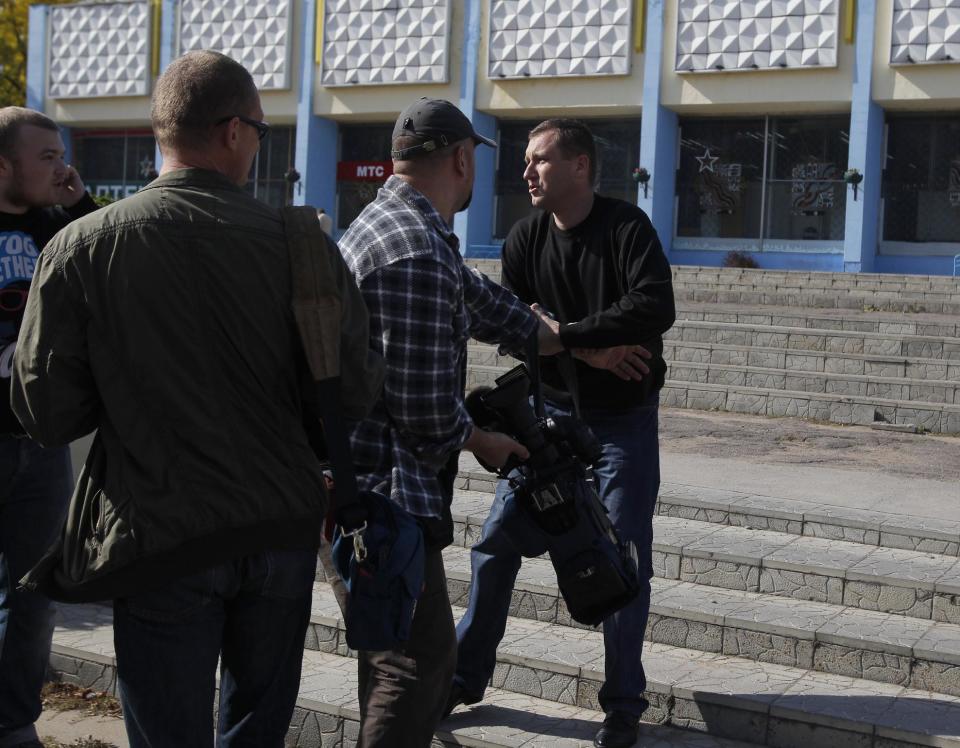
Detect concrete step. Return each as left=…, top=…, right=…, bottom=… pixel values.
left=299, top=576, right=960, bottom=748
left=670, top=267, right=960, bottom=292
left=466, top=345, right=960, bottom=404
left=676, top=304, right=960, bottom=340
left=453, top=465, right=960, bottom=558
left=465, top=259, right=960, bottom=295
left=672, top=287, right=960, bottom=315
left=309, top=551, right=960, bottom=700
left=658, top=381, right=960, bottom=434
left=666, top=361, right=960, bottom=406
left=465, top=363, right=960, bottom=433
left=468, top=340, right=960, bottom=383
left=48, top=601, right=763, bottom=748
left=447, top=490, right=960, bottom=623
left=664, top=341, right=960, bottom=382
left=464, top=259, right=960, bottom=314
left=668, top=320, right=960, bottom=363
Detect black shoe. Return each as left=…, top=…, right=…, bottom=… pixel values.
left=442, top=681, right=480, bottom=719
left=593, top=710, right=640, bottom=748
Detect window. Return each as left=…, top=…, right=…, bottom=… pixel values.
left=73, top=129, right=157, bottom=200
left=677, top=119, right=765, bottom=240
left=493, top=118, right=642, bottom=239
left=337, top=124, right=394, bottom=231
left=74, top=127, right=298, bottom=209
left=677, top=116, right=849, bottom=247
left=883, top=115, right=960, bottom=249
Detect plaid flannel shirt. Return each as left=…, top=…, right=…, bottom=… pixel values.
left=338, top=176, right=537, bottom=519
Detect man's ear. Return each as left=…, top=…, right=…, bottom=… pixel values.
left=214, top=117, right=241, bottom=152
left=575, top=153, right=590, bottom=181
left=454, top=144, right=468, bottom=176
left=0, top=154, right=12, bottom=180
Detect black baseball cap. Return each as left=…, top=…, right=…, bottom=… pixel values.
left=390, top=98, right=496, bottom=160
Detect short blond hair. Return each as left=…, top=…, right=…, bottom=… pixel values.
left=151, top=50, right=259, bottom=151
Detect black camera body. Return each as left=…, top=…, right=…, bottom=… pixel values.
left=466, top=363, right=640, bottom=627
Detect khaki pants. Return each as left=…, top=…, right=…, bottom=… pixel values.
left=356, top=549, right=457, bottom=747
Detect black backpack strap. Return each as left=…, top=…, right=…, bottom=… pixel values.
left=281, top=206, right=365, bottom=529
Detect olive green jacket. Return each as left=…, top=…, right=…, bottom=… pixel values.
left=12, top=168, right=383, bottom=601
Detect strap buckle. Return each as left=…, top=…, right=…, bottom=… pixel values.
left=343, top=522, right=368, bottom=562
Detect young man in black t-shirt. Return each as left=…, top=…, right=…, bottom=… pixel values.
left=0, top=107, right=95, bottom=748
left=450, top=119, right=675, bottom=748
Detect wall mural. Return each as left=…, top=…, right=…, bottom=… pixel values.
left=676, top=0, right=839, bottom=73
left=321, top=0, right=451, bottom=86
left=48, top=1, right=151, bottom=99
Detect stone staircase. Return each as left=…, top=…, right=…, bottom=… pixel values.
left=44, top=262, right=960, bottom=746
left=464, top=261, right=960, bottom=433
left=49, top=448, right=960, bottom=747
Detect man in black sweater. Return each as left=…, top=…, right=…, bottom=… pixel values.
left=0, top=107, right=96, bottom=748
left=450, top=119, right=675, bottom=748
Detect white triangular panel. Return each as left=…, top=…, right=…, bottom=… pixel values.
left=676, top=0, right=840, bottom=71
left=49, top=1, right=151, bottom=99
left=322, top=0, right=450, bottom=86
left=488, top=0, right=631, bottom=79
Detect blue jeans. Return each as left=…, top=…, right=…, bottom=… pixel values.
left=113, top=549, right=318, bottom=748
left=0, top=436, right=72, bottom=748
left=455, top=395, right=659, bottom=717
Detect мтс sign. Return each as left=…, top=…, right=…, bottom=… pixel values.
left=337, top=161, right=393, bottom=182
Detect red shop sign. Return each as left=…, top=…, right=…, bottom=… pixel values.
left=337, top=161, right=393, bottom=182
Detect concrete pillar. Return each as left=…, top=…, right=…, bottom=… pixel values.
left=155, top=0, right=178, bottom=172
left=636, top=0, right=678, bottom=258
left=453, top=0, right=496, bottom=255
left=292, top=0, right=338, bottom=215
left=842, top=0, right=884, bottom=273
left=26, top=5, right=48, bottom=111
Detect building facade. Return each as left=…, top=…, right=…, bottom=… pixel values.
left=26, top=0, right=960, bottom=275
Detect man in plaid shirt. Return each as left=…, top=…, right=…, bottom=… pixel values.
left=338, top=98, right=561, bottom=746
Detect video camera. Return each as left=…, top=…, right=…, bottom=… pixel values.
left=466, top=361, right=640, bottom=627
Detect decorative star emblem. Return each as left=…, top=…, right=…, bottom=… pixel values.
left=139, top=156, right=155, bottom=179
left=696, top=149, right=718, bottom=173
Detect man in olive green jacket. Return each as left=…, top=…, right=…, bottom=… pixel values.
left=11, top=51, right=381, bottom=747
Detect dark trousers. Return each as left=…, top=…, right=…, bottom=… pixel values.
left=357, top=549, right=456, bottom=747
left=455, top=395, right=661, bottom=718
left=0, top=437, right=72, bottom=748
left=113, top=549, right=318, bottom=748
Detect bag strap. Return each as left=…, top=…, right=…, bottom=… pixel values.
left=525, top=330, right=582, bottom=419
left=281, top=206, right=363, bottom=520
left=555, top=351, right=582, bottom=419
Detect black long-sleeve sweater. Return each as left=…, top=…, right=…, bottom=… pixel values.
left=501, top=194, right=676, bottom=409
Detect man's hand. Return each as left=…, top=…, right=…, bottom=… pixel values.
left=572, top=344, right=651, bottom=381
left=464, top=426, right=529, bottom=469
left=57, top=165, right=87, bottom=208
left=532, top=303, right=563, bottom=356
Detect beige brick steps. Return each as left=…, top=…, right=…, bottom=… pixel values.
left=453, top=465, right=960, bottom=557
left=47, top=600, right=764, bottom=748
left=466, top=363, right=960, bottom=434
left=676, top=305, right=960, bottom=339
left=448, top=490, right=960, bottom=624
left=304, top=569, right=960, bottom=701
left=469, top=340, right=960, bottom=382
left=464, top=259, right=960, bottom=314
left=668, top=321, right=960, bottom=362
